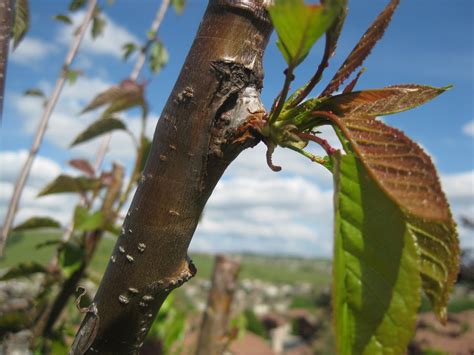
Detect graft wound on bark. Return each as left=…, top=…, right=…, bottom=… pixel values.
left=72, top=1, right=272, bottom=354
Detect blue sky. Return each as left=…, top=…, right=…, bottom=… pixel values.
left=1, top=0, right=473, bottom=257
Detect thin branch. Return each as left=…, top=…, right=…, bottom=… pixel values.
left=0, top=0, right=97, bottom=256
left=129, top=0, right=170, bottom=81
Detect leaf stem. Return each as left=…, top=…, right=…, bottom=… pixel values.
left=268, top=66, right=295, bottom=124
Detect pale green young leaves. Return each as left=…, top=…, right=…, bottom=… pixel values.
left=269, top=0, right=342, bottom=67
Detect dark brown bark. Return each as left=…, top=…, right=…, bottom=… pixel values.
left=196, top=254, right=240, bottom=355
left=71, top=1, right=272, bottom=353
left=0, top=0, right=14, bottom=119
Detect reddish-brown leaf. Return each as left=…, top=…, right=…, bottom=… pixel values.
left=329, top=113, right=459, bottom=322
left=69, top=159, right=95, bottom=177
left=321, top=0, right=400, bottom=97
left=320, top=84, right=450, bottom=117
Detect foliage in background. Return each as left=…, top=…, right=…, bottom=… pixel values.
left=0, top=0, right=184, bottom=352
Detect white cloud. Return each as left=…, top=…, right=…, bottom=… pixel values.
left=462, top=120, right=474, bottom=137
left=191, top=172, right=335, bottom=257
left=0, top=150, right=62, bottom=189
left=441, top=170, right=474, bottom=204
left=58, top=12, right=139, bottom=58
left=441, top=170, right=474, bottom=251
left=10, top=37, right=58, bottom=65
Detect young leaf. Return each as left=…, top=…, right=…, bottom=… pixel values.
left=321, top=0, right=400, bottom=96
left=284, top=0, right=348, bottom=108
left=73, top=206, right=104, bottom=232
left=12, top=217, right=61, bottom=232
left=0, top=262, right=47, bottom=281
left=38, top=175, right=102, bottom=196
left=269, top=0, right=341, bottom=67
left=69, top=159, right=95, bottom=177
left=122, top=42, right=137, bottom=61
left=12, top=0, right=30, bottom=49
left=149, top=41, right=169, bottom=74
left=320, top=84, right=451, bottom=118
left=171, top=0, right=186, bottom=14
left=70, top=117, right=127, bottom=147
left=65, top=68, right=82, bottom=85
left=91, top=12, right=106, bottom=39
left=24, top=88, right=46, bottom=98
left=52, top=14, right=72, bottom=25
left=81, top=79, right=145, bottom=115
left=329, top=114, right=459, bottom=322
left=59, top=242, right=85, bottom=278
left=333, top=153, right=421, bottom=354
left=69, top=0, right=87, bottom=12
left=322, top=0, right=347, bottom=65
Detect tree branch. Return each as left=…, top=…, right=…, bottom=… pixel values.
left=196, top=255, right=240, bottom=355
left=71, top=1, right=272, bottom=353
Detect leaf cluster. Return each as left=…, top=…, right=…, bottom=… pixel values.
left=262, top=0, right=460, bottom=352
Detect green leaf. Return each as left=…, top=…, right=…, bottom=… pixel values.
left=0, top=262, right=47, bottom=280
left=333, top=153, right=421, bottom=354
left=122, top=42, right=137, bottom=61
left=52, top=14, right=72, bottom=25
left=73, top=206, right=104, bottom=232
left=12, top=0, right=30, bottom=49
left=24, top=88, right=46, bottom=98
left=91, top=12, right=106, bottom=39
left=329, top=113, right=459, bottom=322
left=38, top=175, right=102, bottom=196
left=13, top=217, right=61, bottom=232
left=322, top=0, right=400, bottom=96
left=65, top=68, right=82, bottom=85
left=148, top=41, right=169, bottom=74
left=69, top=0, right=87, bottom=11
left=319, top=85, right=451, bottom=118
left=35, top=240, right=62, bottom=250
left=59, top=242, right=84, bottom=278
left=171, top=0, right=186, bottom=14
left=269, top=0, right=341, bottom=67
left=70, top=117, right=127, bottom=147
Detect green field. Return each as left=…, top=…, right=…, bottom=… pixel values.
left=0, top=230, right=331, bottom=287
